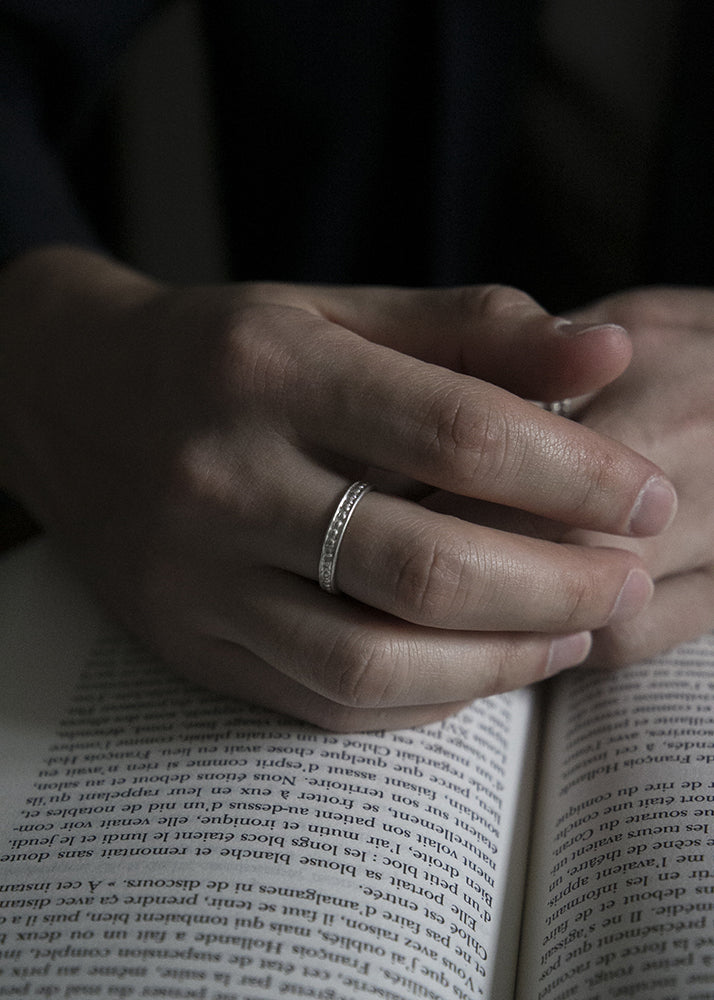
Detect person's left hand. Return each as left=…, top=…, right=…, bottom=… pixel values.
left=429, top=287, right=714, bottom=668
left=563, top=287, right=714, bottom=665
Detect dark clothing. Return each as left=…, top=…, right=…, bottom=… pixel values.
left=647, top=3, right=714, bottom=286
left=0, top=2, right=710, bottom=301
left=0, top=1, right=153, bottom=261
left=200, top=2, right=532, bottom=285
left=0, top=1, right=533, bottom=287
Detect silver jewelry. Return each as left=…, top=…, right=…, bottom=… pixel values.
left=318, top=481, right=374, bottom=594
left=544, top=398, right=575, bottom=418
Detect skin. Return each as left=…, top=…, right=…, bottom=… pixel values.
left=566, top=287, right=714, bottom=665
left=0, top=246, right=680, bottom=731
left=430, top=287, right=714, bottom=673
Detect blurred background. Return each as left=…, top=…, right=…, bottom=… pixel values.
left=105, top=0, right=685, bottom=303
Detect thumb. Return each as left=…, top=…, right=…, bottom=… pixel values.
left=303, top=283, right=633, bottom=401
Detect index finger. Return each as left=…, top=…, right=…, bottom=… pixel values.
left=290, top=333, right=676, bottom=538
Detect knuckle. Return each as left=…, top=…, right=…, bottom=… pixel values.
left=210, top=299, right=309, bottom=419
left=328, top=630, right=408, bottom=709
left=465, top=403, right=521, bottom=491
left=433, top=389, right=471, bottom=461
left=554, top=549, right=640, bottom=632
left=391, top=526, right=473, bottom=626
left=170, top=438, right=227, bottom=507
left=475, top=634, right=532, bottom=698
left=550, top=548, right=633, bottom=631
left=421, top=386, right=515, bottom=491
left=577, top=451, right=617, bottom=514
left=229, top=312, right=296, bottom=409
left=553, top=569, right=599, bottom=631
left=169, top=439, right=238, bottom=519
left=551, top=438, right=620, bottom=526
left=164, top=434, right=279, bottom=542
left=492, top=637, right=531, bottom=693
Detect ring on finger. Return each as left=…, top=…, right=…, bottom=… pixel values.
left=318, top=481, right=374, bottom=594
left=543, top=398, right=575, bottom=417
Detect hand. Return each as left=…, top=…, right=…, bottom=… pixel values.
left=561, top=287, right=714, bottom=665
left=0, top=248, right=676, bottom=729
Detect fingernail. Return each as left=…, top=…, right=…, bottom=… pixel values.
left=607, top=568, right=654, bottom=625
left=628, top=475, right=678, bottom=536
left=545, top=631, right=592, bottom=676
left=555, top=319, right=628, bottom=338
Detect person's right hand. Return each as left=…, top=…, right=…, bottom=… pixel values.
left=0, top=247, right=676, bottom=729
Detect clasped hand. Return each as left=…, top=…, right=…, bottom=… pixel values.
left=0, top=249, right=681, bottom=729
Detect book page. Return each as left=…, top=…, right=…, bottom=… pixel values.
left=0, top=541, right=537, bottom=1000
left=516, top=636, right=714, bottom=1000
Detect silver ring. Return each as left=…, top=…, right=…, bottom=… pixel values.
left=544, top=398, right=574, bottom=418
left=318, top=481, right=374, bottom=594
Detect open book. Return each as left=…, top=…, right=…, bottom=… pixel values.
left=2, top=540, right=713, bottom=1000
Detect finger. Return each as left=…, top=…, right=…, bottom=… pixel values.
left=562, top=481, right=714, bottom=583
left=301, top=283, right=633, bottom=400
left=589, top=567, right=714, bottom=668
left=336, top=491, right=654, bottom=632
left=173, top=637, right=469, bottom=732
left=283, top=330, right=676, bottom=537
left=566, top=286, right=714, bottom=334
left=175, top=442, right=653, bottom=633
left=220, top=291, right=674, bottom=538
left=202, top=569, right=593, bottom=711
left=562, top=527, right=705, bottom=585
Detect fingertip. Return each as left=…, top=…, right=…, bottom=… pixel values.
left=545, top=631, right=592, bottom=677
left=607, top=567, right=655, bottom=625
left=507, top=317, right=633, bottom=401
left=554, top=319, right=633, bottom=375
left=627, top=475, right=678, bottom=537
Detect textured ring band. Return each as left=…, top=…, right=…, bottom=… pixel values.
left=544, top=398, right=575, bottom=418
left=318, top=481, right=374, bottom=594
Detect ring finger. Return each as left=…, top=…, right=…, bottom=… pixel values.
left=204, top=568, right=595, bottom=710
left=198, top=444, right=651, bottom=635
